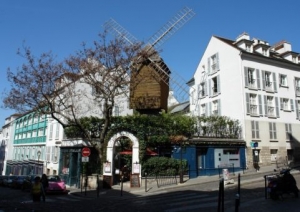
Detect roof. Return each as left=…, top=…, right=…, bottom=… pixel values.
left=214, top=35, right=300, bottom=68
left=170, top=101, right=190, bottom=114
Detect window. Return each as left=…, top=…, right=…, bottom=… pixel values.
left=245, top=67, right=260, bottom=89
left=208, top=53, right=219, bottom=74
left=200, top=104, right=206, bottom=116
left=210, top=76, right=220, bottom=96
left=265, top=72, right=272, bottom=88
left=280, top=98, right=293, bottom=111
left=262, top=48, right=268, bottom=56
left=114, top=106, right=120, bottom=117
left=251, top=121, right=259, bottom=139
left=212, top=100, right=218, bottom=115
left=250, top=94, right=258, bottom=115
left=198, top=82, right=206, bottom=98
left=267, top=96, right=275, bottom=117
left=27, top=131, right=31, bottom=138
left=270, top=149, right=278, bottom=162
left=33, top=115, right=38, bottom=123
left=295, top=78, right=300, bottom=96
left=55, top=124, right=59, bottom=139
left=32, top=130, right=37, bottom=137
left=285, top=123, right=292, bottom=141
left=264, top=95, right=279, bottom=118
left=49, top=124, right=53, bottom=139
left=269, top=122, right=277, bottom=140
left=262, top=71, right=277, bottom=92
left=279, top=74, right=287, bottom=87
left=38, top=128, right=44, bottom=137
left=246, top=44, right=251, bottom=52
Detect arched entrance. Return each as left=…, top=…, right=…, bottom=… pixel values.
left=106, top=131, right=140, bottom=185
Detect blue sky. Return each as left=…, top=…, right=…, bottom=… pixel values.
left=1, top=0, right=300, bottom=125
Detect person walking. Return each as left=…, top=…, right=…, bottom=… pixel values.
left=41, top=174, right=49, bottom=201
left=31, top=176, right=45, bottom=202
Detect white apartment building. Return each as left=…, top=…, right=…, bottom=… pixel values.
left=1, top=114, right=20, bottom=175
left=190, top=32, right=300, bottom=167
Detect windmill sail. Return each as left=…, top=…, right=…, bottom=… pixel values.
left=103, top=7, right=196, bottom=108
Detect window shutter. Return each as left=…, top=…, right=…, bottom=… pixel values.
left=209, top=102, right=212, bottom=116
left=290, top=99, right=294, bottom=111
left=218, top=99, right=221, bottom=115
left=217, top=75, right=221, bottom=94
left=275, top=97, right=280, bottom=118
left=269, top=122, right=273, bottom=139
left=205, top=103, right=208, bottom=116
left=264, top=95, right=268, bottom=116
left=251, top=121, right=255, bottom=138
left=244, top=67, right=248, bottom=88
left=204, top=82, right=207, bottom=96
left=246, top=93, right=250, bottom=114
left=208, top=79, right=211, bottom=97
left=296, top=100, right=299, bottom=120
left=280, top=98, right=283, bottom=110
left=262, top=70, right=265, bottom=90
left=215, top=53, right=219, bottom=71
left=258, top=94, right=263, bottom=116
left=256, top=69, right=261, bottom=89
left=256, top=121, right=260, bottom=138
left=207, top=58, right=211, bottom=75
left=197, top=84, right=201, bottom=99
left=273, top=72, right=277, bottom=92
left=274, top=123, right=277, bottom=139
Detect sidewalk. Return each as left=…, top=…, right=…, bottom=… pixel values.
left=69, top=164, right=300, bottom=198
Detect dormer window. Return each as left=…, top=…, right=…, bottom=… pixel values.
left=262, top=48, right=267, bottom=56
left=292, top=56, right=296, bottom=63
left=246, top=44, right=251, bottom=52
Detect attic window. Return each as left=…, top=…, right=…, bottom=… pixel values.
left=262, top=48, right=267, bottom=56
left=246, top=44, right=251, bottom=52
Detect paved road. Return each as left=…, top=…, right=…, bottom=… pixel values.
left=1, top=173, right=300, bottom=212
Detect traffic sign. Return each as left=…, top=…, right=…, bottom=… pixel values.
left=82, top=156, right=89, bottom=162
left=82, top=147, right=91, bottom=157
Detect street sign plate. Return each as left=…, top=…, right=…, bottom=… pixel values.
left=82, top=157, right=89, bottom=162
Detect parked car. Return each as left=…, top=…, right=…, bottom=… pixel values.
left=46, top=175, right=67, bottom=194
left=21, top=175, right=37, bottom=191
left=3, top=175, right=17, bottom=187
left=0, top=175, right=7, bottom=186
left=11, top=175, right=28, bottom=189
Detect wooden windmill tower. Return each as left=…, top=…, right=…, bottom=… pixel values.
left=104, top=7, right=195, bottom=115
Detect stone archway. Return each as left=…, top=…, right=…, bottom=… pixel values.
left=105, top=131, right=140, bottom=183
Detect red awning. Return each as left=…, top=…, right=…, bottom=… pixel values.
left=119, top=148, right=158, bottom=156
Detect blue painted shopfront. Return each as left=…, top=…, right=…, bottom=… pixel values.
left=173, top=144, right=246, bottom=178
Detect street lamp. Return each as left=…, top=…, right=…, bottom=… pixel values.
left=37, top=150, right=41, bottom=175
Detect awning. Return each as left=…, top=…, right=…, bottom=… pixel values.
left=119, top=148, right=158, bottom=156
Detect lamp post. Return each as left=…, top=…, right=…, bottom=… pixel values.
left=37, top=150, right=41, bottom=175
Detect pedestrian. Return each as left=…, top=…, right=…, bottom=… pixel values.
left=41, top=174, right=49, bottom=201
left=31, top=176, right=45, bottom=202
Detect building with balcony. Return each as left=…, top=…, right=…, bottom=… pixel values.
left=189, top=32, right=300, bottom=169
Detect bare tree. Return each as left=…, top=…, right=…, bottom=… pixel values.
left=2, top=31, right=145, bottom=157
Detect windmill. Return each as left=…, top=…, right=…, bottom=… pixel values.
left=103, top=7, right=196, bottom=114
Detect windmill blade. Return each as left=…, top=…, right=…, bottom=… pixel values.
left=103, top=18, right=138, bottom=45
left=147, top=56, right=194, bottom=103
left=148, top=6, right=195, bottom=50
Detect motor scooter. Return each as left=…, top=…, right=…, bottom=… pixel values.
left=267, top=168, right=299, bottom=200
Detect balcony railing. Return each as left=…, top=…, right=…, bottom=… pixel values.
left=265, top=81, right=273, bottom=91
left=248, top=79, right=256, bottom=89
left=268, top=106, right=275, bottom=117
left=250, top=104, right=258, bottom=115
left=296, top=87, right=300, bottom=96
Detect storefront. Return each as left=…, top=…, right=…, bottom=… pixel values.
left=172, top=138, right=246, bottom=177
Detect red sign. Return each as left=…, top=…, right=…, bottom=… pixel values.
left=82, top=147, right=91, bottom=157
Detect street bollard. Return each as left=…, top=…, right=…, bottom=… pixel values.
left=120, top=175, right=123, bottom=197
left=145, top=172, right=147, bottom=192
left=235, top=194, right=240, bottom=212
